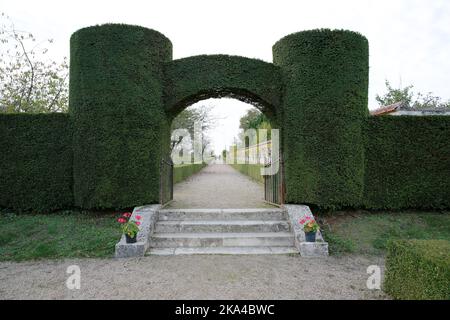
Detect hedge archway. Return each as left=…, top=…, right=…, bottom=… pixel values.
left=68, top=24, right=369, bottom=209
left=2, top=24, right=448, bottom=212
left=164, top=55, right=282, bottom=122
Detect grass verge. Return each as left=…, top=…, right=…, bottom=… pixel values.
left=0, top=210, right=122, bottom=262
left=319, top=211, right=450, bottom=256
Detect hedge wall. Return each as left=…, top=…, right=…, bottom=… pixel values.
left=164, top=55, right=282, bottom=122
left=0, top=114, right=73, bottom=212
left=2, top=24, right=447, bottom=212
left=173, top=164, right=207, bottom=184
left=70, top=24, right=173, bottom=209
left=384, top=240, right=450, bottom=300
left=364, top=116, right=450, bottom=210
left=230, top=164, right=264, bottom=184
left=273, top=29, right=369, bottom=209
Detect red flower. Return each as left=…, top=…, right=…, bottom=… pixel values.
left=123, top=212, right=132, bottom=218
left=299, top=219, right=306, bottom=225
left=117, top=218, right=126, bottom=224
left=305, top=216, right=312, bottom=220
left=135, top=221, right=141, bottom=226
left=135, top=215, right=142, bottom=220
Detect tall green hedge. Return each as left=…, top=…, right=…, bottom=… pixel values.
left=230, top=164, right=264, bottom=184
left=385, top=240, right=450, bottom=300
left=173, top=164, right=207, bottom=184
left=2, top=25, right=448, bottom=212
left=70, top=24, right=173, bottom=209
left=364, top=116, right=450, bottom=210
left=164, top=55, right=282, bottom=122
left=273, top=29, right=369, bottom=209
left=0, top=114, right=73, bottom=212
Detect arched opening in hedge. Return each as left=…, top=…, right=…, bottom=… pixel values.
left=164, top=93, right=280, bottom=208
left=168, top=89, right=279, bottom=125
left=164, top=55, right=282, bottom=123
left=67, top=24, right=375, bottom=210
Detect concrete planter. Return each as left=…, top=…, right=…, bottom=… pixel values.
left=115, top=205, right=161, bottom=258
left=284, top=205, right=329, bottom=257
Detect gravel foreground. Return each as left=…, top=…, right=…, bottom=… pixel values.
left=0, top=255, right=388, bottom=300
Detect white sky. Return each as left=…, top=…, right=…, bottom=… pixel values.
left=2, top=0, right=449, bottom=154
left=189, top=99, right=254, bottom=155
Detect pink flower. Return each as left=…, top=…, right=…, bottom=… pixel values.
left=117, top=218, right=126, bottom=224
left=135, top=221, right=141, bottom=226
left=123, top=212, right=132, bottom=218
left=135, top=215, right=142, bottom=220
left=305, top=216, right=312, bottom=220
left=299, top=219, right=306, bottom=225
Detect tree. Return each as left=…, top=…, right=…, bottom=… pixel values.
left=237, top=108, right=272, bottom=145
left=239, top=108, right=270, bottom=131
left=376, top=80, right=450, bottom=109
left=221, top=149, right=227, bottom=162
left=170, top=105, right=216, bottom=152
left=0, top=13, right=68, bottom=113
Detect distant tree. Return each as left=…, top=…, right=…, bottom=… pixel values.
left=221, top=149, right=227, bottom=162
left=376, top=80, right=450, bottom=109
left=170, top=105, right=216, bottom=152
left=0, top=13, right=68, bottom=113
left=239, top=109, right=271, bottom=131
left=237, top=108, right=272, bottom=145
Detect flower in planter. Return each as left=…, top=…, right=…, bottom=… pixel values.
left=299, top=216, right=320, bottom=233
left=117, top=212, right=141, bottom=241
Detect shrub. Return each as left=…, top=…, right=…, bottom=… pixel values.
left=230, top=164, right=264, bottom=184
left=1, top=25, right=449, bottom=212
left=0, top=114, right=73, bottom=212
left=384, top=239, right=450, bottom=300
left=364, top=116, right=450, bottom=210
left=273, top=29, right=369, bottom=209
left=70, top=24, right=173, bottom=209
left=164, top=55, right=282, bottom=122
left=173, top=164, right=206, bottom=184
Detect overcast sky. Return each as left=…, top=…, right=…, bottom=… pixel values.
left=2, top=0, right=449, bottom=154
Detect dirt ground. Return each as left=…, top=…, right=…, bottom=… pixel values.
left=0, top=254, right=389, bottom=300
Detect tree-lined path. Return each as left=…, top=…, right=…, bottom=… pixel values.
left=167, top=164, right=272, bottom=209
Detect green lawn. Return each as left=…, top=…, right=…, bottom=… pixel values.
left=320, top=211, right=450, bottom=256
left=1, top=209, right=449, bottom=261
left=0, top=210, right=122, bottom=262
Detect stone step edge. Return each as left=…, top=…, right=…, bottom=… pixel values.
left=151, top=232, right=294, bottom=239
left=147, top=246, right=299, bottom=255
left=158, top=208, right=286, bottom=214
left=155, top=220, right=290, bottom=225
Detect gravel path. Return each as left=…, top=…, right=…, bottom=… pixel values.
left=168, top=164, right=272, bottom=209
left=0, top=255, right=388, bottom=300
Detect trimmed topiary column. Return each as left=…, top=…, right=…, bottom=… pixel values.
left=273, top=29, right=369, bottom=208
left=70, top=24, right=172, bottom=208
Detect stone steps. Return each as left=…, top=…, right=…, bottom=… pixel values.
left=149, top=232, right=295, bottom=248
left=146, top=208, right=298, bottom=255
left=147, top=246, right=299, bottom=255
left=155, top=220, right=291, bottom=233
left=158, top=208, right=287, bottom=221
